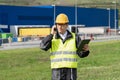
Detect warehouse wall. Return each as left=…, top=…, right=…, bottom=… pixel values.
left=0, top=5, right=54, bottom=33
left=55, top=6, right=118, bottom=29
left=0, top=5, right=119, bottom=33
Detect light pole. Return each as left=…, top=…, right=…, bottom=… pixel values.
left=52, top=0, right=57, bottom=24
left=107, top=8, right=111, bottom=35
left=52, top=5, right=56, bottom=24
left=112, top=1, right=117, bottom=35
left=107, top=8, right=111, bottom=29
left=54, top=5, right=56, bottom=24
left=75, top=0, right=78, bottom=34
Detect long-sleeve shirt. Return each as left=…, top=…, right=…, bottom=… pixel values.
left=40, top=30, right=90, bottom=58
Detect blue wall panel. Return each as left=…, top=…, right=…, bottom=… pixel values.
left=55, top=6, right=118, bottom=29
left=55, top=6, right=75, bottom=25
left=0, top=5, right=119, bottom=33
left=0, top=5, right=54, bottom=25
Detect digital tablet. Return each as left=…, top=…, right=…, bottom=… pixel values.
left=78, top=39, right=90, bottom=52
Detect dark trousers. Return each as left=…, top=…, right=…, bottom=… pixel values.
left=52, top=68, right=77, bottom=80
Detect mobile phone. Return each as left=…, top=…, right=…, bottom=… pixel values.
left=54, top=27, right=57, bottom=31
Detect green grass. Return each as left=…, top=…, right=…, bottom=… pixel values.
left=0, top=40, right=120, bottom=80
left=0, top=48, right=51, bottom=80
left=78, top=40, right=120, bottom=80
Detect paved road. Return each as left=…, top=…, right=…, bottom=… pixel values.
left=0, top=41, right=40, bottom=50
left=0, top=35, right=120, bottom=50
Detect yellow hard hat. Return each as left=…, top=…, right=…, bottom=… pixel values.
left=55, top=13, right=69, bottom=24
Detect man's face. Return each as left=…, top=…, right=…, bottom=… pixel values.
left=56, top=23, right=68, bottom=34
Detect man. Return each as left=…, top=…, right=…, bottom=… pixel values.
left=40, top=13, right=90, bottom=80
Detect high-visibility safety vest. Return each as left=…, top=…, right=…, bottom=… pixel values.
left=50, top=33, right=78, bottom=69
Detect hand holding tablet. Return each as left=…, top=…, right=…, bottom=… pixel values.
left=78, top=39, right=90, bottom=52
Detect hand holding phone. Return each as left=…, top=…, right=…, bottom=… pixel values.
left=54, top=27, right=57, bottom=31
left=51, top=25, right=57, bottom=34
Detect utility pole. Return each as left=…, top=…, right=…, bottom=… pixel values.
left=52, top=0, right=56, bottom=24
left=107, top=8, right=111, bottom=35
left=75, top=0, right=78, bottom=34
left=112, top=0, right=117, bottom=35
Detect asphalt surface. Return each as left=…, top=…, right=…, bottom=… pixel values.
left=0, top=40, right=41, bottom=50
left=0, top=35, right=120, bottom=50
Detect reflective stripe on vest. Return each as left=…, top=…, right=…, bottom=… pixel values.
left=50, top=32, right=77, bottom=68
left=51, top=51, right=76, bottom=55
left=51, top=58, right=77, bottom=62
